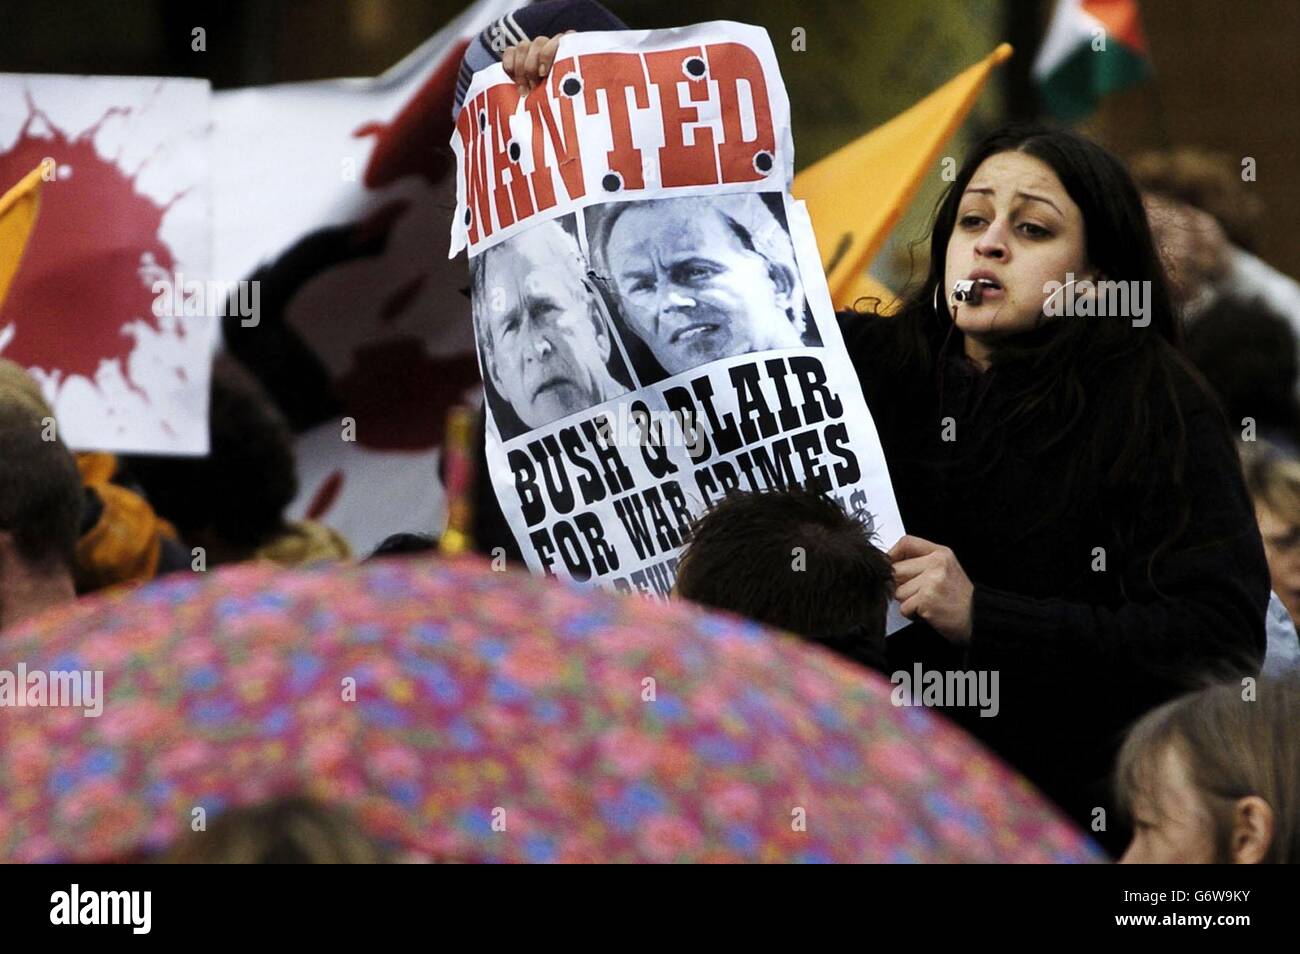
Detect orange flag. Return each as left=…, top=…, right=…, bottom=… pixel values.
left=0, top=165, right=45, bottom=313
left=794, top=44, right=1013, bottom=309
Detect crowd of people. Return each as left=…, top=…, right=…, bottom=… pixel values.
left=1, top=0, right=1297, bottom=865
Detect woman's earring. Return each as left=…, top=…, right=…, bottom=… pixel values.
left=933, top=283, right=946, bottom=317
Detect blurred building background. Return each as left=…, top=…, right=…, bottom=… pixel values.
left=3, top=0, right=1296, bottom=283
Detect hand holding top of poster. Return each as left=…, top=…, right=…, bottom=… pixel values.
left=501, top=32, right=572, bottom=95
left=449, top=23, right=784, bottom=255
left=450, top=22, right=905, bottom=614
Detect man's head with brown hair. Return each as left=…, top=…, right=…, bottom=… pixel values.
left=674, top=485, right=893, bottom=672
left=0, top=357, right=54, bottom=419
left=1240, top=441, right=1300, bottom=624
left=1115, top=677, right=1300, bottom=864
left=159, top=797, right=391, bottom=864
left=1130, top=147, right=1265, bottom=253
left=0, top=397, right=81, bottom=629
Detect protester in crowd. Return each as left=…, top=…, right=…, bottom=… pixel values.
left=1115, top=677, right=1298, bottom=864
left=0, top=357, right=54, bottom=421
left=1185, top=294, right=1300, bottom=456
left=587, top=194, right=815, bottom=380
left=496, top=35, right=1269, bottom=850
left=471, top=219, right=631, bottom=438
left=125, top=355, right=351, bottom=568
left=1130, top=148, right=1265, bottom=255
left=1183, top=292, right=1300, bottom=671
left=159, top=797, right=391, bottom=864
left=0, top=358, right=189, bottom=594
left=1185, top=294, right=1300, bottom=676
left=1240, top=441, right=1300, bottom=671
left=470, top=17, right=1273, bottom=854
left=674, top=485, right=893, bottom=674
left=1141, top=192, right=1229, bottom=311
left=832, top=124, right=1268, bottom=853
left=0, top=400, right=81, bottom=630
left=1133, top=148, right=1300, bottom=331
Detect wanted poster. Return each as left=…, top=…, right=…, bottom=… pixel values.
left=450, top=22, right=904, bottom=601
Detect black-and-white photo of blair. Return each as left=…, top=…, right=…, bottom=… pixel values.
left=586, top=192, right=820, bottom=384
left=472, top=215, right=633, bottom=440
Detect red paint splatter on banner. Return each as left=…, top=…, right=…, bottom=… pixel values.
left=345, top=35, right=479, bottom=452
left=0, top=88, right=183, bottom=383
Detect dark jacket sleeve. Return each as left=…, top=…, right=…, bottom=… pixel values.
left=835, top=308, right=898, bottom=401
left=969, top=397, right=1269, bottom=691
left=519, top=0, right=628, bottom=34
left=456, top=1, right=628, bottom=118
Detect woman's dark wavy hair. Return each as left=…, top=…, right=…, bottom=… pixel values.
left=863, top=123, right=1217, bottom=583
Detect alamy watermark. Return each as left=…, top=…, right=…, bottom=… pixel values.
left=0, top=664, right=104, bottom=717
left=890, top=664, right=1000, bottom=718
left=151, top=271, right=260, bottom=327
left=593, top=402, right=706, bottom=459
left=1043, top=272, right=1151, bottom=327
left=50, top=884, right=150, bottom=934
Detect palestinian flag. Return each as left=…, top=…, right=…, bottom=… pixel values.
left=1033, top=0, right=1151, bottom=122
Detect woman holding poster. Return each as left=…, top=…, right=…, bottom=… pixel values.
left=838, top=125, right=1268, bottom=852
left=490, top=21, right=1267, bottom=854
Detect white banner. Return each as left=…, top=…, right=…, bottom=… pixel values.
left=211, top=0, right=515, bottom=554
left=0, top=74, right=213, bottom=454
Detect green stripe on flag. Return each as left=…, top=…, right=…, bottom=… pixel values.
left=1038, top=42, right=1151, bottom=123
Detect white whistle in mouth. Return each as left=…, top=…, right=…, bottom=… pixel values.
left=951, top=279, right=995, bottom=305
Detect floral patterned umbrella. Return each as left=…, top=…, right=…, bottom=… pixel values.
left=0, top=556, right=1102, bottom=863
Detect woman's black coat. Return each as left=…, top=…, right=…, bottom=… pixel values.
left=839, top=311, right=1269, bottom=853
